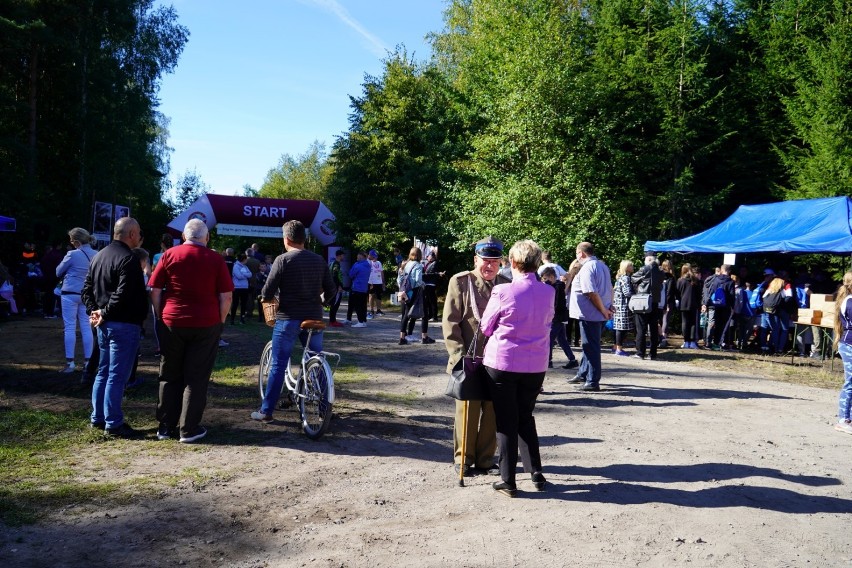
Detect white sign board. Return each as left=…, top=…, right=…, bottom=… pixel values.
left=216, top=224, right=284, bottom=238
left=723, top=253, right=737, bottom=266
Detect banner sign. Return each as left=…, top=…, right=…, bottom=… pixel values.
left=167, top=194, right=337, bottom=245
left=216, top=224, right=286, bottom=238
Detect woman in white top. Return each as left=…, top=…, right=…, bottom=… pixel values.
left=56, top=227, right=96, bottom=373
left=231, top=253, right=253, bottom=324
left=367, top=249, right=385, bottom=318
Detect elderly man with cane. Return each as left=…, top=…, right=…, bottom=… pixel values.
left=442, top=237, right=510, bottom=483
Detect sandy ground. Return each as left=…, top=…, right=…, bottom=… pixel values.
left=1, top=309, right=851, bottom=568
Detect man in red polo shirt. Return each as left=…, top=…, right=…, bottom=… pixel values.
left=149, top=219, right=233, bottom=443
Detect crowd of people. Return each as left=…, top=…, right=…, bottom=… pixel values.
left=4, top=221, right=852, bottom=499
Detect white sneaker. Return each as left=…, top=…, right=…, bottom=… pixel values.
left=60, top=362, right=75, bottom=374
left=835, top=420, right=852, bottom=434
left=218, top=339, right=229, bottom=347
left=352, top=322, right=367, bottom=328
left=405, top=335, right=418, bottom=343
left=366, top=313, right=374, bottom=320
left=343, top=319, right=352, bottom=326
left=250, top=411, right=273, bottom=423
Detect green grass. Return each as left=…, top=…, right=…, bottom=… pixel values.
left=333, top=364, right=370, bottom=385
left=0, top=405, right=243, bottom=526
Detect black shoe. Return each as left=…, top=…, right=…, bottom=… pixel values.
left=566, top=375, right=584, bottom=384
left=476, top=465, right=500, bottom=476
left=531, top=471, right=546, bottom=491
left=492, top=481, right=517, bottom=498
left=90, top=421, right=106, bottom=430
left=422, top=336, right=436, bottom=345
left=157, top=423, right=177, bottom=441
left=179, top=426, right=207, bottom=444
left=562, top=359, right=579, bottom=370
left=454, top=463, right=471, bottom=477
left=398, top=338, right=408, bottom=345
left=578, top=383, right=600, bottom=392
left=104, top=423, right=141, bottom=439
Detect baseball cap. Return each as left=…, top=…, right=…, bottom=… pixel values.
left=474, top=236, right=504, bottom=259
left=763, top=268, right=775, bottom=276
left=368, top=249, right=378, bottom=258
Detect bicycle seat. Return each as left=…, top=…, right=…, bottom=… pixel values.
left=300, top=320, right=327, bottom=331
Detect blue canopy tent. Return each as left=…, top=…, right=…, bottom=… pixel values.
left=0, top=215, right=15, bottom=232
left=644, top=197, right=852, bottom=254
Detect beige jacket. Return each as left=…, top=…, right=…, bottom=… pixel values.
left=441, top=270, right=510, bottom=373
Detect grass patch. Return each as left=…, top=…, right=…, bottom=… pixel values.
left=333, top=364, right=370, bottom=385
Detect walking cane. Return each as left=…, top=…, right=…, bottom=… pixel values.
left=459, top=400, right=468, bottom=487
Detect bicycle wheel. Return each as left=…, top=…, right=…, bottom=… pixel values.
left=296, top=357, right=333, bottom=439
left=257, top=341, right=273, bottom=401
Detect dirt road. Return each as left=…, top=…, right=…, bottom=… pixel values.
left=0, top=311, right=850, bottom=567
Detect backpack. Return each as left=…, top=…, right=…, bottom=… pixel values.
left=749, top=286, right=764, bottom=310
left=710, top=285, right=727, bottom=307
left=397, top=261, right=416, bottom=298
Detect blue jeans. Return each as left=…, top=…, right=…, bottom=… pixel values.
left=577, top=320, right=603, bottom=386
left=262, top=319, right=323, bottom=415
left=838, top=343, right=852, bottom=421
left=549, top=321, right=575, bottom=364
left=91, top=321, right=141, bottom=429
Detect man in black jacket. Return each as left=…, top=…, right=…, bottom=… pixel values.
left=703, top=264, right=736, bottom=350
left=631, top=253, right=664, bottom=360
left=82, top=217, right=149, bottom=438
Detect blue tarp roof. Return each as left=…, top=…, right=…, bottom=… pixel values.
left=0, top=215, right=15, bottom=232
left=644, top=197, right=852, bottom=254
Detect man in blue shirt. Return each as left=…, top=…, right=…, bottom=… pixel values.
left=567, top=241, right=613, bottom=391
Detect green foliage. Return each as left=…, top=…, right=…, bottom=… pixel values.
left=258, top=141, right=332, bottom=201
left=0, top=0, right=188, bottom=246
left=326, top=50, right=476, bottom=252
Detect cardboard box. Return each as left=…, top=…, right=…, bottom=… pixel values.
left=810, top=293, right=835, bottom=306
left=797, top=309, right=823, bottom=319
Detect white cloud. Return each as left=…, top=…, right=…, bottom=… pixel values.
left=299, top=0, right=388, bottom=57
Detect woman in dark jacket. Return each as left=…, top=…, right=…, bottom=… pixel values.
left=676, top=263, right=701, bottom=349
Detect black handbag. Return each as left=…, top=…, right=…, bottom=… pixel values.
left=445, top=353, right=490, bottom=400
left=407, top=288, right=424, bottom=319
left=444, top=276, right=491, bottom=400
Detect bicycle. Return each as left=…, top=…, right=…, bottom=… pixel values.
left=257, top=320, right=340, bottom=439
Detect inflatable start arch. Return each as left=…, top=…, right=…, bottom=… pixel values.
left=167, top=194, right=336, bottom=245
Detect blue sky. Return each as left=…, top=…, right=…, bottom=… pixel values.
left=157, top=0, right=447, bottom=196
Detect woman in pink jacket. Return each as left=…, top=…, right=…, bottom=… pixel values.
left=480, top=239, right=554, bottom=497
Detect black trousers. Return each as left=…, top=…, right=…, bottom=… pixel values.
left=329, top=289, right=343, bottom=323
left=681, top=309, right=696, bottom=342
left=486, top=366, right=545, bottom=488
left=230, top=288, right=249, bottom=321
left=156, top=322, right=221, bottom=438
left=347, top=290, right=368, bottom=323
left=634, top=308, right=660, bottom=358
left=401, top=288, right=429, bottom=335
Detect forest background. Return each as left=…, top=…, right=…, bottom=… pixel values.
left=1, top=0, right=851, bottom=277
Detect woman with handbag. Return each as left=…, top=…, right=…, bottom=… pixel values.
left=612, top=260, right=635, bottom=356
left=480, top=239, right=554, bottom=497
left=55, top=227, right=96, bottom=374
left=397, top=247, right=434, bottom=345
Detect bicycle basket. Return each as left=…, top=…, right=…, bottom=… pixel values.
left=261, top=297, right=279, bottom=327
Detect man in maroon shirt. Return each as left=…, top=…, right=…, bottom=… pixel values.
left=149, top=219, right=233, bottom=443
